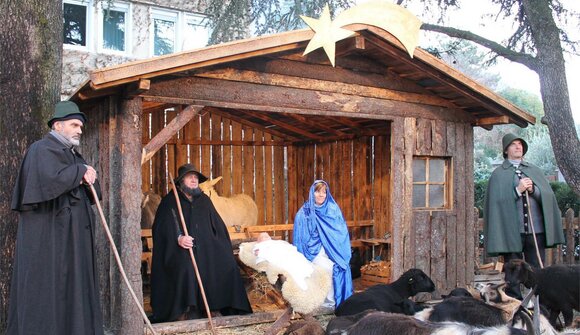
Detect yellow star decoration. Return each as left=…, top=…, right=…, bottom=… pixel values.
left=301, top=5, right=356, bottom=67
left=301, top=1, right=422, bottom=66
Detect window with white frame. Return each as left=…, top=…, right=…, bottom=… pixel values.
left=182, top=13, right=210, bottom=50
left=412, top=157, right=452, bottom=209
left=98, top=2, right=131, bottom=54
left=151, top=9, right=178, bottom=56
left=63, top=0, right=92, bottom=48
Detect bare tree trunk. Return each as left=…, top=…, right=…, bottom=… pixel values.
left=522, top=0, right=580, bottom=195
left=0, top=0, right=62, bottom=331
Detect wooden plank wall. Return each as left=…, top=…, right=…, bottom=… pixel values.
left=143, top=109, right=288, bottom=226
left=142, top=108, right=391, bottom=237
left=287, top=136, right=390, bottom=235
left=391, top=116, right=475, bottom=295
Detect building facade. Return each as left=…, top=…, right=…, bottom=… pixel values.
left=62, top=0, right=211, bottom=97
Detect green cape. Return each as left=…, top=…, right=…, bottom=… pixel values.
left=483, top=160, right=564, bottom=256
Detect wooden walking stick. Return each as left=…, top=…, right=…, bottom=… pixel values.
left=88, top=184, right=157, bottom=335
left=523, top=190, right=544, bottom=268
left=169, top=173, right=217, bottom=335
left=515, top=169, right=544, bottom=269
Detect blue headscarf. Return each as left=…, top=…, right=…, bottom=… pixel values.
left=293, top=180, right=353, bottom=306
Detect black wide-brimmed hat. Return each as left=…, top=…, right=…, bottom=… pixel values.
left=175, top=164, right=208, bottom=183
left=48, top=101, right=87, bottom=128
left=502, top=133, right=528, bottom=158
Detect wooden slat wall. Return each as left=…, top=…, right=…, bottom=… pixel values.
left=143, top=109, right=391, bottom=235
left=402, top=118, right=475, bottom=294
left=144, top=110, right=290, bottom=228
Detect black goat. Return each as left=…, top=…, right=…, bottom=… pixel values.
left=328, top=310, right=529, bottom=335
left=504, top=259, right=580, bottom=329
left=334, top=268, right=435, bottom=316
left=441, top=287, right=473, bottom=299
left=427, top=296, right=506, bottom=327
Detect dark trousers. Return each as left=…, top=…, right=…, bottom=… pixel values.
left=501, top=233, right=546, bottom=299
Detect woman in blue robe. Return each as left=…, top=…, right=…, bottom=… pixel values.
left=293, top=180, right=353, bottom=308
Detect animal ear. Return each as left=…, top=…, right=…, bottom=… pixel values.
left=522, top=262, right=536, bottom=288
left=210, top=176, right=223, bottom=186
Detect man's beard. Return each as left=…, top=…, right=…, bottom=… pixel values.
left=181, top=185, right=201, bottom=196
left=62, top=132, right=80, bottom=146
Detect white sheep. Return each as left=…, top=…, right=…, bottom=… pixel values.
left=238, top=241, right=331, bottom=314
left=198, top=176, right=258, bottom=228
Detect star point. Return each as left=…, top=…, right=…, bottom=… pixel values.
left=301, top=5, right=356, bottom=66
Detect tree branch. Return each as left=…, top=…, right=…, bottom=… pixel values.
left=421, top=23, right=538, bottom=70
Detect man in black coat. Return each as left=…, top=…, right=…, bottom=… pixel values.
left=150, top=164, right=252, bottom=322
left=8, top=101, right=103, bottom=335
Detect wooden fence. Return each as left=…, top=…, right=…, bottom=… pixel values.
left=476, top=208, right=579, bottom=266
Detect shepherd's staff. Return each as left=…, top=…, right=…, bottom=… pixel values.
left=515, top=169, right=544, bottom=269
left=88, top=184, right=157, bottom=335
left=169, top=173, right=217, bottom=334
left=515, top=169, right=543, bottom=335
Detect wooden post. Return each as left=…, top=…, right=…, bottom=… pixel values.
left=109, top=97, right=144, bottom=334
left=565, top=208, right=575, bottom=265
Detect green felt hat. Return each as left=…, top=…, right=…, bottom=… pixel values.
left=502, top=133, right=528, bottom=158
left=47, top=101, right=86, bottom=128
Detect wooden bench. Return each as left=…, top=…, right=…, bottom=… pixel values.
left=238, top=220, right=375, bottom=247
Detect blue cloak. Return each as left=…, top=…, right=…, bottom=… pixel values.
left=293, top=180, right=353, bottom=306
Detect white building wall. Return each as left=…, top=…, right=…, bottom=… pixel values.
left=62, top=0, right=209, bottom=98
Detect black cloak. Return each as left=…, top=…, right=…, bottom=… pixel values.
left=8, top=134, right=103, bottom=335
left=150, top=190, right=252, bottom=322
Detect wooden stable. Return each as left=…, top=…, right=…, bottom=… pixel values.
left=70, top=24, right=534, bottom=333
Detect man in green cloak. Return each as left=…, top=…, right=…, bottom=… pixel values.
left=483, top=133, right=564, bottom=297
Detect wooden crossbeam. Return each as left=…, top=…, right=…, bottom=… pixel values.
left=242, top=110, right=325, bottom=140
left=206, top=107, right=296, bottom=141
left=284, top=113, right=347, bottom=136
left=475, top=115, right=510, bottom=126
left=141, top=105, right=204, bottom=165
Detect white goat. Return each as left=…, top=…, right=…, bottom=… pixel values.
left=198, top=176, right=258, bottom=228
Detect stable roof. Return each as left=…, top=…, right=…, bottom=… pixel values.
left=71, top=24, right=534, bottom=140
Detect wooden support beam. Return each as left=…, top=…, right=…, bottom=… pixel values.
left=154, top=139, right=290, bottom=146
left=124, top=79, right=150, bottom=98
left=284, top=113, right=347, bottom=136
left=141, top=105, right=204, bottom=165
left=264, top=308, right=293, bottom=335
left=206, top=107, right=296, bottom=140
left=475, top=115, right=510, bottom=126
left=335, top=35, right=366, bottom=58
left=243, top=109, right=325, bottom=140
left=78, top=86, right=119, bottom=101
left=195, top=67, right=455, bottom=108
left=150, top=310, right=289, bottom=334
left=144, top=76, right=473, bottom=123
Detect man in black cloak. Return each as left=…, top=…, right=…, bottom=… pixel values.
left=150, top=164, right=252, bottom=322
left=8, top=101, right=103, bottom=335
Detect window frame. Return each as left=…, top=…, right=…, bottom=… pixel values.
left=96, top=1, right=132, bottom=55
left=63, top=0, right=93, bottom=51
left=182, top=12, right=210, bottom=50
left=412, top=156, right=453, bottom=210
left=150, top=8, right=179, bottom=57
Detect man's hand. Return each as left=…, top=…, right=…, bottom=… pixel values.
left=83, top=165, right=97, bottom=185
left=178, top=235, right=194, bottom=249
left=517, top=177, right=534, bottom=194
